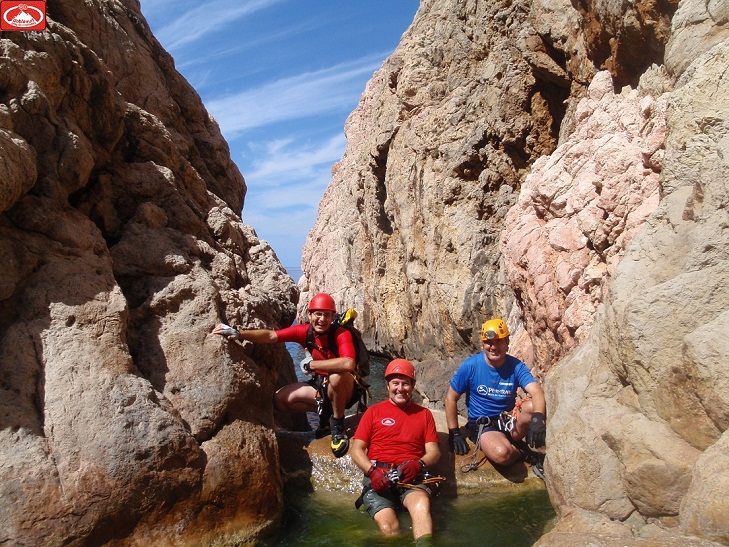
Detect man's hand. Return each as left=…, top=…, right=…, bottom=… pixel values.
left=448, top=428, right=469, bottom=455
left=398, top=460, right=425, bottom=484
left=212, top=323, right=239, bottom=340
left=299, top=354, right=314, bottom=377
left=368, top=466, right=392, bottom=494
left=527, top=412, right=546, bottom=449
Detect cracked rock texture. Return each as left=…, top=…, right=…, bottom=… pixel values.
left=2, top=0, right=728, bottom=545
left=1, top=1, right=298, bottom=545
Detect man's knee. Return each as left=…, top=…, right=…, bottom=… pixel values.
left=409, top=497, right=431, bottom=516
left=377, top=520, right=399, bottom=536
left=518, top=398, right=534, bottom=417
left=273, top=383, right=314, bottom=412
left=327, top=372, right=354, bottom=389
left=374, top=509, right=400, bottom=535
left=272, top=390, right=288, bottom=412
left=327, top=374, right=354, bottom=401
left=404, top=491, right=431, bottom=515
left=481, top=439, right=515, bottom=465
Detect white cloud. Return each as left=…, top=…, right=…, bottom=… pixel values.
left=147, top=0, right=287, bottom=51
left=205, top=54, right=384, bottom=138
left=242, top=132, right=345, bottom=212
left=238, top=131, right=348, bottom=269
left=245, top=133, right=345, bottom=184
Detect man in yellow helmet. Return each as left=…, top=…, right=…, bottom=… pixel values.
left=444, top=319, right=547, bottom=479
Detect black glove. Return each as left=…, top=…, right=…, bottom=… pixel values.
left=398, top=460, right=425, bottom=484
left=448, top=428, right=469, bottom=455
left=527, top=412, right=546, bottom=449
left=368, top=466, right=392, bottom=494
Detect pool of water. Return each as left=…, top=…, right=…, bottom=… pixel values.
left=264, top=487, right=555, bottom=546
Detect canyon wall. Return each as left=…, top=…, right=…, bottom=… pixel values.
left=0, top=1, right=299, bottom=544
left=539, top=2, right=729, bottom=542
left=2, top=0, right=727, bottom=544
left=300, top=0, right=676, bottom=396
left=302, top=0, right=728, bottom=543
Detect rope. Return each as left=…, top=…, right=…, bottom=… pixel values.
left=396, top=476, right=447, bottom=489
left=460, top=422, right=486, bottom=473
left=459, top=412, right=516, bottom=473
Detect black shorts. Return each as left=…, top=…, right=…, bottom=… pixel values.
left=361, top=476, right=432, bottom=518
left=466, top=414, right=510, bottom=442
left=306, top=374, right=361, bottom=409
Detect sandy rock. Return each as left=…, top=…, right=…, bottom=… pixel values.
left=544, top=25, right=729, bottom=546
left=535, top=507, right=723, bottom=547
left=665, top=0, right=729, bottom=77
left=301, top=0, right=589, bottom=404
left=0, top=1, right=297, bottom=545
left=680, top=430, right=729, bottom=544
left=2, top=0, right=727, bottom=544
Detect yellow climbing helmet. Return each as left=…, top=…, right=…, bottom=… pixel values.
left=481, top=319, right=509, bottom=341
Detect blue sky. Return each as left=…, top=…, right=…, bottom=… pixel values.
left=140, top=0, right=420, bottom=280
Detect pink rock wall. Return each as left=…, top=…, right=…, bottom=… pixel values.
left=502, top=69, right=667, bottom=375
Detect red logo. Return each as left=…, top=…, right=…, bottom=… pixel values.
left=1, top=1, right=46, bottom=31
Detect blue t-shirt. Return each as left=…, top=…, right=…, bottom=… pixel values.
left=450, top=353, right=537, bottom=418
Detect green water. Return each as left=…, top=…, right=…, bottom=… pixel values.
left=264, top=488, right=555, bottom=546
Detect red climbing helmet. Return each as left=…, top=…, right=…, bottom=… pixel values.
left=307, top=293, right=337, bottom=313
left=384, top=359, right=416, bottom=382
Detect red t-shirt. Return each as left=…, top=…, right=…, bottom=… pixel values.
left=275, top=323, right=356, bottom=376
left=353, top=399, right=438, bottom=466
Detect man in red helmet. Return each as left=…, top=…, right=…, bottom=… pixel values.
left=445, top=319, right=547, bottom=479
left=213, top=293, right=357, bottom=458
left=350, top=359, right=440, bottom=542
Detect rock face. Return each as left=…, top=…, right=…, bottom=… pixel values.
left=299, top=0, right=680, bottom=395
left=540, top=3, right=729, bottom=542
left=301, top=0, right=591, bottom=395
left=2, top=0, right=727, bottom=545
left=501, top=68, right=668, bottom=376
left=0, top=1, right=298, bottom=545
left=302, top=0, right=729, bottom=544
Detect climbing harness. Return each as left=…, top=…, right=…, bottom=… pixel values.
left=396, top=476, right=447, bottom=489
left=305, top=313, right=372, bottom=416
left=354, top=462, right=445, bottom=509
left=460, top=396, right=528, bottom=473
left=312, top=372, right=368, bottom=424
